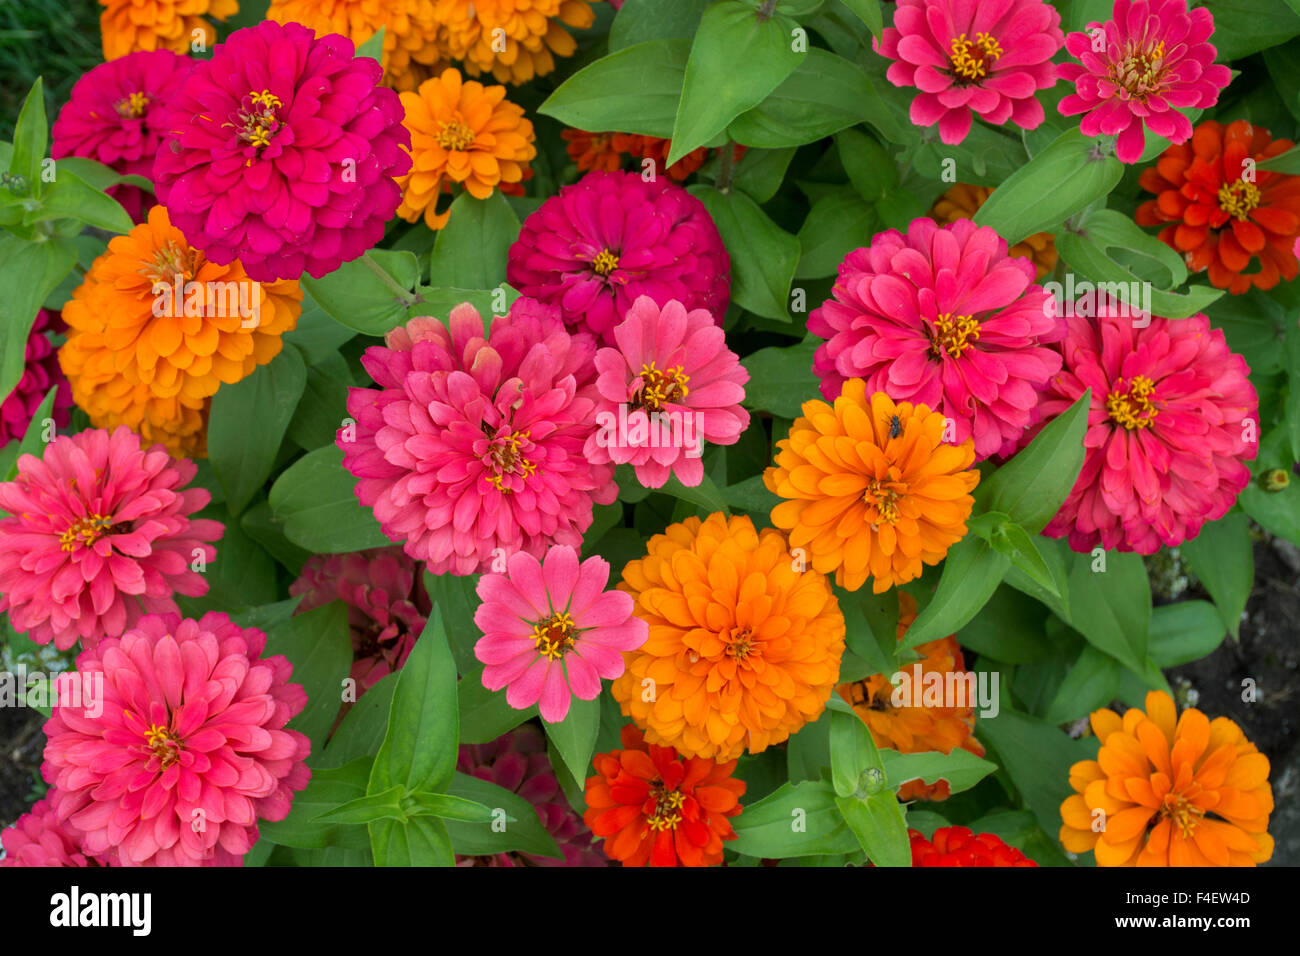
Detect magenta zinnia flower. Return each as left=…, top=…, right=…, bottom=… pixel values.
left=1058, top=0, right=1231, bottom=164
left=877, top=0, right=1064, bottom=144
left=1040, top=309, right=1257, bottom=553
left=0, top=309, right=72, bottom=446
left=153, top=20, right=411, bottom=281
left=51, top=50, right=193, bottom=223
left=341, top=298, right=616, bottom=575
left=0, top=427, right=222, bottom=651
left=42, top=612, right=311, bottom=867
left=506, top=169, right=731, bottom=343
left=456, top=724, right=607, bottom=867
left=584, top=295, right=749, bottom=487
left=474, top=546, right=648, bottom=723
left=0, top=799, right=97, bottom=868
left=808, top=217, right=1063, bottom=460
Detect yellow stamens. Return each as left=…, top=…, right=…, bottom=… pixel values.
left=636, top=361, right=690, bottom=411
left=59, top=514, right=114, bottom=553
left=531, top=611, right=577, bottom=661
left=1107, top=375, right=1158, bottom=430
left=591, top=248, right=620, bottom=276
left=115, top=91, right=149, bottom=118
left=484, top=429, right=536, bottom=493
left=437, top=119, right=476, bottom=151
left=949, top=32, right=1001, bottom=81
left=864, top=478, right=904, bottom=526
left=1159, top=792, right=1205, bottom=839
left=1217, top=180, right=1261, bottom=221
left=249, top=90, right=282, bottom=110
left=930, top=313, right=981, bottom=358
left=1110, top=39, right=1167, bottom=99
left=646, top=787, right=686, bottom=831
left=145, top=723, right=182, bottom=769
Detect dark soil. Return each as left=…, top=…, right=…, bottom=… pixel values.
left=0, top=704, right=46, bottom=829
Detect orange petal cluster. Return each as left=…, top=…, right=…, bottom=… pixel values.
left=928, top=182, right=1058, bottom=279
left=434, top=0, right=600, bottom=85
left=99, top=0, right=237, bottom=60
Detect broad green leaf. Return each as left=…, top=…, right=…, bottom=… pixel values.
left=659, top=472, right=729, bottom=517
left=729, top=780, right=860, bottom=858
left=1148, top=600, right=1228, bottom=668
left=48, top=156, right=154, bottom=194
left=176, top=505, right=278, bottom=615
left=955, top=585, right=1053, bottom=664
left=989, top=522, right=1061, bottom=598
left=239, top=500, right=312, bottom=574
left=356, top=25, right=385, bottom=62
left=1066, top=550, right=1151, bottom=673
left=443, top=772, right=564, bottom=860
left=269, top=445, right=393, bottom=553
left=404, top=792, right=499, bottom=823
left=318, top=673, right=398, bottom=769
left=1178, top=512, right=1252, bottom=639
left=282, top=290, right=355, bottom=364
left=266, top=601, right=352, bottom=754
left=1042, top=646, right=1122, bottom=724
left=34, top=169, right=132, bottom=233
left=424, top=570, right=482, bottom=675
left=287, top=361, right=352, bottom=453
left=878, top=747, right=997, bottom=796
left=458, top=669, right=538, bottom=744
left=836, top=793, right=910, bottom=866
left=314, top=785, right=406, bottom=825
left=299, top=250, right=420, bottom=336
left=740, top=341, right=820, bottom=417
left=1259, top=145, right=1300, bottom=174
left=899, top=536, right=1010, bottom=651
left=258, top=756, right=372, bottom=850
left=610, top=0, right=712, bottom=50
left=839, top=0, right=883, bottom=37
left=7, top=386, right=58, bottom=480
left=369, top=815, right=454, bottom=866
left=837, top=128, right=897, bottom=202
left=690, top=184, right=799, bottom=320
left=720, top=474, right=781, bottom=515
left=10, top=79, right=46, bottom=192
left=539, top=39, right=690, bottom=138
left=1201, top=0, right=1300, bottom=60
left=1240, top=481, right=1300, bottom=546
left=730, top=146, right=797, bottom=203
left=0, top=233, right=76, bottom=402
left=427, top=192, right=519, bottom=290
left=544, top=694, right=601, bottom=782
left=795, top=187, right=877, bottom=279
left=1004, top=535, right=1072, bottom=623
left=978, top=706, right=1094, bottom=838
left=830, top=707, right=885, bottom=798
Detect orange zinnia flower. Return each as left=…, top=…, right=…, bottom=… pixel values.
left=1059, top=691, right=1274, bottom=867
left=59, top=205, right=302, bottom=458
left=1136, top=119, right=1300, bottom=294
left=610, top=512, right=846, bottom=762
left=434, top=0, right=598, bottom=85
left=611, top=134, right=708, bottom=183
left=764, top=380, right=979, bottom=594
left=836, top=593, right=984, bottom=802
left=100, top=0, right=237, bottom=60
left=584, top=724, right=745, bottom=867
left=929, top=183, right=1058, bottom=279
left=395, top=67, right=536, bottom=229
left=561, top=129, right=623, bottom=173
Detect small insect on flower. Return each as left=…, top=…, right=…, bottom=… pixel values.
left=889, top=414, right=903, bottom=439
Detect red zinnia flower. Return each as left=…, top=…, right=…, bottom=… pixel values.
left=910, top=826, right=1038, bottom=866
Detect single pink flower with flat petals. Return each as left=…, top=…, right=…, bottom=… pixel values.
left=474, top=546, right=648, bottom=724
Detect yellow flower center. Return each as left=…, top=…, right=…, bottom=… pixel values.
left=1159, top=791, right=1206, bottom=839
left=146, top=240, right=196, bottom=284
left=145, top=723, right=182, bottom=769
left=949, top=32, right=1002, bottom=81
left=1106, top=375, right=1158, bottom=430
left=1217, top=180, right=1261, bottom=221
left=635, top=362, right=690, bottom=411
left=59, top=514, right=115, bottom=552
left=929, top=313, right=981, bottom=359
left=114, top=91, right=149, bottom=118
left=725, top=626, right=756, bottom=660
left=234, top=90, right=283, bottom=153
left=864, top=477, right=905, bottom=527
left=591, top=248, right=620, bottom=276
left=437, top=119, right=476, bottom=151
left=1111, top=40, right=1167, bottom=99
left=483, top=427, right=536, bottom=493
left=646, top=787, right=686, bottom=832
left=531, top=611, right=577, bottom=661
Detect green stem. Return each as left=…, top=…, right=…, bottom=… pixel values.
left=361, top=251, right=418, bottom=309
left=716, top=139, right=736, bottom=195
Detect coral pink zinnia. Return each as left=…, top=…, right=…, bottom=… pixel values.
left=41, top=612, right=311, bottom=867
left=1058, top=0, right=1231, bottom=164
left=506, top=169, right=731, bottom=343
left=877, top=0, right=1064, bottom=145
left=585, top=295, right=749, bottom=488
left=0, top=309, right=72, bottom=446
left=152, top=20, right=411, bottom=282
left=474, top=545, right=647, bottom=723
left=1040, top=308, right=1257, bottom=553
left=0, top=427, right=222, bottom=651
left=808, top=217, right=1063, bottom=460
left=0, top=799, right=97, bottom=868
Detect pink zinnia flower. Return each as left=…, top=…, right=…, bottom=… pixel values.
left=0, top=309, right=72, bottom=445
left=289, top=546, right=430, bottom=695
left=41, top=612, right=311, bottom=867
left=474, top=546, right=648, bottom=723
left=341, top=298, right=616, bottom=575
left=456, top=724, right=607, bottom=867
left=584, top=295, right=749, bottom=487
left=877, top=0, right=1064, bottom=145
left=153, top=20, right=411, bottom=281
left=0, top=427, right=222, bottom=651
left=1058, top=0, right=1231, bottom=164
left=1040, top=308, right=1257, bottom=553
left=0, top=799, right=98, bottom=867
left=506, top=169, right=731, bottom=343
left=808, top=217, right=1063, bottom=460
left=51, top=50, right=193, bottom=223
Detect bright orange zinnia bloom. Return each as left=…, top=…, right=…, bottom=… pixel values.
left=59, top=205, right=302, bottom=458
left=764, top=380, right=979, bottom=594
left=929, top=183, right=1058, bottom=279
left=1059, top=691, right=1274, bottom=867
left=610, top=512, right=846, bottom=762
left=434, top=0, right=599, bottom=85
left=396, top=67, right=536, bottom=229
left=584, top=724, right=745, bottom=867
left=99, top=0, right=237, bottom=60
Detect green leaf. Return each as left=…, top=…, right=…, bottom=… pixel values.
left=47, top=156, right=154, bottom=194
left=1148, top=600, right=1228, bottom=668
left=1259, top=145, right=1300, bottom=174
left=1240, top=481, right=1300, bottom=546
left=410, top=285, right=518, bottom=327
left=10, top=78, right=47, bottom=191
left=314, top=785, right=406, bottom=825
left=740, top=341, right=819, bottom=417
left=268, top=445, right=393, bottom=553
left=730, top=146, right=797, bottom=203
left=299, top=250, right=420, bottom=336
left=729, top=780, right=861, bottom=858
left=318, top=673, right=398, bottom=769
left=444, top=771, right=564, bottom=860
left=355, top=25, right=385, bottom=62
left=839, top=0, right=883, bottom=38
left=836, top=793, right=910, bottom=866
left=288, top=361, right=352, bottom=452
left=34, top=169, right=133, bottom=233
left=458, top=669, right=537, bottom=744
left=1066, top=550, right=1151, bottom=673
left=543, top=694, right=601, bottom=782
left=795, top=186, right=877, bottom=279
left=988, top=522, right=1061, bottom=598
left=0, top=233, right=76, bottom=402
left=720, top=474, right=782, bottom=515
left=428, top=192, right=519, bottom=290
left=610, top=0, right=712, bottom=50
left=6, top=386, right=58, bottom=481
left=1042, top=646, right=1122, bottom=724
left=898, top=536, right=1010, bottom=652
left=658, top=472, right=729, bottom=517
left=369, top=815, right=454, bottom=866
left=837, top=128, right=897, bottom=202
left=404, top=792, right=498, bottom=823
left=539, top=39, right=690, bottom=138
left=977, top=706, right=1093, bottom=838
left=177, top=506, right=279, bottom=615
left=1200, top=0, right=1300, bottom=60
left=1178, top=512, right=1252, bottom=639
left=282, top=290, right=355, bottom=364
left=955, top=585, right=1054, bottom=664
left=239, top=500, right=312, bottom=574
left=424, top=570, right=483, bottom=675
left=258, top=756, right=372, bottom=850
left=266, top=601, right=353, bottom=754
left=878, top=747, right=997, bottom=796
left=689, top=184, right=798, bottom=320
left=830, top=707, right=884, bottom=798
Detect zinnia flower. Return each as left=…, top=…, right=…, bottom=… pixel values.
left=457, top=724, right=606, bottom=866
left=807, top=216, right=1063, bottom=460
left=584, top=295, right=749, bottom=488
left=99, top=0, right=236, bottom=60
left=1136, top=119, right=1300, bottom=294
left=610, top=512, right=846, bottom=761
left=1058, top=0, right=1231, bottom=164
left=561, top=129, right=623, bottom=173
left=584, top=723, right=745, bottom=867
left=395, top=67, right=536, bottom=230
left=507, top=169, right=731, bottom=343
left=50, top=50, right=194, bottom=223
left=475, top=546, right=647, bottom=723
left=1059, top=691, right=1273, bottom=866
left=42, top=611, right=311, bottom=867
left=876, top=0, right=1063, bottom=144
left=929, top=183, right=1058, bottom=279
left=910, top=826, right=1038, bottom=866
left=434, top=0, right=598, bottom=85
left=1, top=309, right=72, bottom=446
left=1039, top=310, right=1257, bottom=554
left=0, top=427, right=222, bottom=651
left=58, top=205, right=303, bottom=459
left=764, top=381, right=979, bottom=593
left=340, top=298, right=616, bottom=574
left=153, top=20, right=411, bottom=282
left=0, top=799, right=97, bottom=867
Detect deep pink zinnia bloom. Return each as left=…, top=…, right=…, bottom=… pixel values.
left=0, top=799, right=98, bottom=867
left=808, top=217, right=1063, bottom=460
left=474, top=546, right=648, bottom=723
left=1058, top=0, right=1231, bottom=164
left=0, top=309, right=72, bottom=446
left=1040, top=309, right=1257, bottom=553
left=456, top=724, right=607, bottom=867
left=341, top=298, right=616, bottom=575
left=584, top=295, right=749, bottom=488
left=506, top=169, right=731, bottom=343
left=0, top=427, right=222, bottom=651
left=41, top=612, right=311, bottom=867
left=877, top=0, right=1064, bottom=145
left=51, top=50, right=193, bottom=223
left=152, top=20, right=411, bottom=282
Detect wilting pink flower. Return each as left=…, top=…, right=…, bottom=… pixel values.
left=289, top=547, right=430, bottom=695
left=808, top=217, right=1063, bottom=460
left=51, top=50, right=193, bottom=222
left=1058, top=0, right=1231, bottom=164
left=456, top=724, right=607, bottom=866
left=341, top=298, right=616, bottom=575
left=0, top=309, right=72, bottom=445
left=0, top=799, right=97, bottom=867
left=877, top=0, right=1063, bottom=145
left=584, top=296, right=749, bottom=487
left=506, top=169, right=731, bottom=343
left=0, top=427, right=222, bottom=651
left=1040, top=309, right=1257, bottom=553
left=153, top=20, right=411, bottom=281
left=42, top=612, right=311, bottom=867
left=474, top=546, right=647, bottom=723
